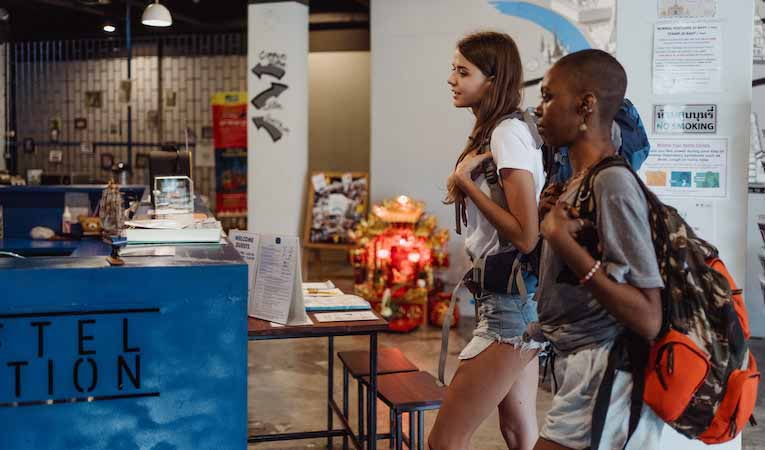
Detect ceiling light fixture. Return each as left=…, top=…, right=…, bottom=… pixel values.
left=142, top=0, right=172, bottom=27
left=103, top=24, right=116, bottom=33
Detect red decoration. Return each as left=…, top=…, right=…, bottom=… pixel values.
left=349, top=196, right=452, bottom=332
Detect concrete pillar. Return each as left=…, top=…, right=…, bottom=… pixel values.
left=247, top=0, right=309, bottom=235
left=617, top=0, right=754, bottom=448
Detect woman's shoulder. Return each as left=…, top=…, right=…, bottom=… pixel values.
left=593, top=165, right=646, bottom=201
left=491, top=116, right=535, bottom=149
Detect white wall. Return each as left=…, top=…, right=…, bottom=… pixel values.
left=308, top=51, right=370, bottom=173
left=372, top=0, right=578, bottom=282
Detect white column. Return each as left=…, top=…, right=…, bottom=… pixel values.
left=247, top=0, right=309, bottom=235
left=617, top=0, right=753, bottom=448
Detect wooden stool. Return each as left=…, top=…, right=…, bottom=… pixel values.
left=362, top=371, right=446, bottom=450
left=338, top=347, right=419, bottom=449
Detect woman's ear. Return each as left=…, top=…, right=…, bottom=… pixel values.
left=579, top=93, right=597, bottom=115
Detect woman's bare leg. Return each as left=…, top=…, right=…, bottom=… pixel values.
left=497, top=356, right=539, bottom=450
left=427, top=342, right=538, bottom=450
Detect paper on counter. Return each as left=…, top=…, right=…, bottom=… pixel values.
left=303, top=288, right=344, bottom=298
left=313, top=311, right=379, bottom=323
left=305, top=295, right=371, bottom=312
left=303, top=280, right=336, bottom=290
left=120, top=246, right=176, bottom=257
left=125, top=216, right=195, bottom=229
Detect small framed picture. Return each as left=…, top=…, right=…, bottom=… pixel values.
left=49, top=150, right=63, bottom=163
left=85, top=91, right=103, bottom=109
left=74, top=118, right=87, bottom=130
left=119, top=80, right=132, bottom=103
left=80, top=142, right=93, bottom=155
left=147, top=110, right=159, bottom=130
left=165, top=91, right=177, bottom=108
left=27, top=169, right=43, bottom=185
left=100, top=153, right=114, bottom=171
left=201, top=126, right=214, bottom=140
left=135, top=153, right=150, bottom=169
left=23, top=138, right=35, bottom=154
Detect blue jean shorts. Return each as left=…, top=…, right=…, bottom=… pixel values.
left=459, top=292, right=540, bottom=360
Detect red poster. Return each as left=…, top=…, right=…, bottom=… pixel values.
left=212, top=92, right=248, bottom=215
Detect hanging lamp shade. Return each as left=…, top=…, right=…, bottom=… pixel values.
left=142, top=1, right=172, bottom=27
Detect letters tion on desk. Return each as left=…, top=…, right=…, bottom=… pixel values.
left=0, top=257, right=248, bottom=449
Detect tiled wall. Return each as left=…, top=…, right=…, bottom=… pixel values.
left=12, top=41, right=247, bottom=212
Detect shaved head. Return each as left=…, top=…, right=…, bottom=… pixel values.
left=553, top=49, right=627, bottom=126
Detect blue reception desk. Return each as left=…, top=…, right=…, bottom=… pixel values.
left=0, top=234, right=248, bottom=448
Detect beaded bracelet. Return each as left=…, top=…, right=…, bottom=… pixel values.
left=580, top=260, right=602, bottom=285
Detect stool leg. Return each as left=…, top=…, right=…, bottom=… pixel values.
left=328, top=336, right=334, bottom=450
left=389, top=408, right=395, bottom=449
left=358, top=380, right=365, bottom=443
left=417, top=411, right=424, bottom=450
left=408, top=412, right=414, bottom=449
left=395, top=411, right=403, bottom=450
left=343, top=368, right=349, bottom=450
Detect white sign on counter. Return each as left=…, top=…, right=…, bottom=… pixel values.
left=229, top=231, right=310, bottom=325
left=250, top=234, right=310, bottom=325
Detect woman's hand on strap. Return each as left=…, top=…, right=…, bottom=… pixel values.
left=540, top=200, right=592, bottom=244
left=449, top=151, right=492, bottom=189
left=539, top=183, right=563, bottom=220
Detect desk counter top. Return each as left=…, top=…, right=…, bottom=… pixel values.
left=248, top=311, right=388, bottom=339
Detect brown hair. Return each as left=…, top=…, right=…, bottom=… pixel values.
left=445, top=31, right=525, bottom=204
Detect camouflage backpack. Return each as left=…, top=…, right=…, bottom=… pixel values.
left=571, top=156, right=758, bottom=447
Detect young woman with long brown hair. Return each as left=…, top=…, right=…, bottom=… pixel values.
left=428, top=31, right=544, bottom=450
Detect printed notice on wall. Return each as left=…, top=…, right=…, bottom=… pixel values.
left=658, top=0, right=717, bottom=19
left=653, top=21, right=723, bottom=95
left=639, top=138, right=727, bottom=198
left=654, top=104, right=717, bottom=134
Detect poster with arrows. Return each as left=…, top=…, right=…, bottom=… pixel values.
left=251, top=51, right=290, bottom=143
left=212, top=92, right=248, bottom=216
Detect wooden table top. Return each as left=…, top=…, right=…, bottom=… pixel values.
left=248, top=310, right=388, bottom=339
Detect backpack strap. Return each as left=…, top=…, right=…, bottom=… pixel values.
left=591, top=333, right=648, bottom=450
left=454, top=110, right=542, bottom=243
left=438, top=276, right=466, bottom=386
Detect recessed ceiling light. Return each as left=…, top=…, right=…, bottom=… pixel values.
left=103, top=25, right=116, bottom=33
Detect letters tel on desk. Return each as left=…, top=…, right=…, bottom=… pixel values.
left=0, top=310, right=159, bottom=406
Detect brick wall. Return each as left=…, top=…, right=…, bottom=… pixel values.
left=12, top=41, right=247, bottom=211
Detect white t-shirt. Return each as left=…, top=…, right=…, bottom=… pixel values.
left=463, top=117, right=545, bottom=260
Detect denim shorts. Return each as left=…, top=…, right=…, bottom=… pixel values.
left=459, top=292, right=540, bottom=360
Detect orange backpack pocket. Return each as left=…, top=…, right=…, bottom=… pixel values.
left=644, top=329, right=710, bottom=422
left=698, top=353, right=760, bottom=444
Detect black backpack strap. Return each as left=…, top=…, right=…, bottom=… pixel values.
left=591, top=336, right=623, bottom=450
left=591, top=333, right=649, bottom=450
left=624, top=333, right=648, bottom=449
